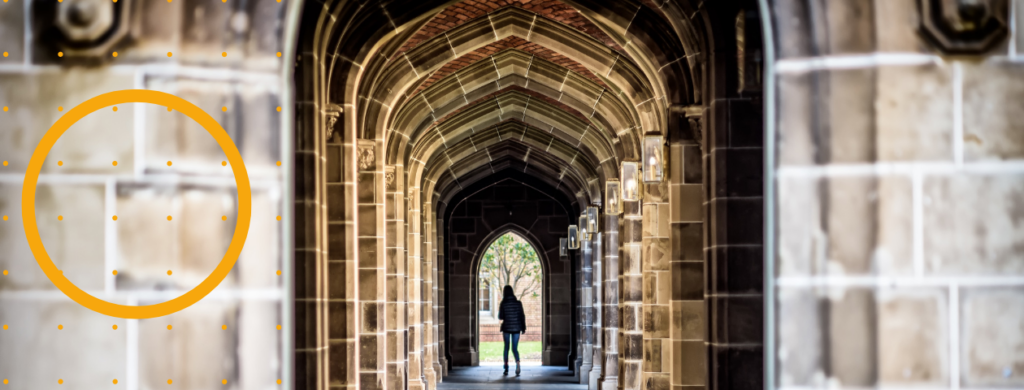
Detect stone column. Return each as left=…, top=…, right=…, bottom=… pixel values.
left=384, top=165, right=407, bottom=390
left=641, top=179, right=671, bottom=390
left=621, top=198, right=643, bottom=390
left=670, top=133, right=706, bottom=389
left=422, top=201, right=439, bottom=389
left=575, top=242, right=584, bottom=377
left=407, top=184, right=425, bottom=390
left=589, top=232, right=604, bottom=389
left=357, top=139, right=386, bottom=390
left=436, top=215, right=449, bottom=374
left=580, top=233, right=595, bottom=383
left=601, top=214, right=620, bottom=390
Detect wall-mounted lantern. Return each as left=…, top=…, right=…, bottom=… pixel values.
left=560, top=238, right=568, bottom=257
left=579, top=214, right=590, bottom=242
left=643, top=135, right=665, bottom=183
left=621, top=162, right=641, bottom=201
left=605, top=180, right=621, bottom=215
left=586, top=206, right=599, bottom=234
left=568, top=225, right=580, bottom=249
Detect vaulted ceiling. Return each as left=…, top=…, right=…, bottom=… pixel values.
left=315, top=0, right=705, bottom=210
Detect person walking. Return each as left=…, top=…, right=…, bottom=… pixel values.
left=498, top=285, right=527, bottom=376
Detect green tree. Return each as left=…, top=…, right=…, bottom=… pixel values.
left=480, top=233, right=542, bottom=300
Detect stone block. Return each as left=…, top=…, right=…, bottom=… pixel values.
left=672, top=301, right=704, bottom=341
left=961, top=288, right=1024, bottom=387
left=876, top=65, right=953, bottom=161
left=819, top=0, right=877, bottom=54
left=709, top=296, right=763, bottom=345
left=826, top=176, right=877, bottom=275
left=0, top=299, right=127, bottom=388
left=875, top=0, right=931, bottom=52
left=777, top=176, right=822, bottom=276
left=923, top=173, right=1024, bottom=275
left=829, top=288, right=878, bottom=386
left=962, top=62, right=1024, bottom=161
left=145, top=78, right=237, bottom=171
left=138, top=300, right=238, bottom=388
left=876, top=176, right=914, bottom=275
left=0, top=1, right=24, bottom=63
left=877, top=288, right=947, bottom=386
left=0, top=72, right=134, bottom=173
left=0, top=183, right=105, bottom=290
left=777, top=72, right=815, bottom=165
left=673, top=341, right=705, bottom=386
left=237, top=301, right=282, bottom=388
left=777, top=287, right=823, bottom=387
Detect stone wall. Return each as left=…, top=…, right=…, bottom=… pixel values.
left=0, top=0, right=294, bottom=388
left=769, top=0, right=1024, bottom=389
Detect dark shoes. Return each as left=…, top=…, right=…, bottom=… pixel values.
left=516, top=362, right=521, bottom=376
left=503, top=365, right=508, bottom=376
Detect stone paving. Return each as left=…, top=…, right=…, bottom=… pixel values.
left=438, top=365, right=587, bottom=390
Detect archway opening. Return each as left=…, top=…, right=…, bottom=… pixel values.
left=476, top=232, right=545, bottom=365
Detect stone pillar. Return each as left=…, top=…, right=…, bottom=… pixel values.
left=357, top=139, right=386, bottom=390
left=575, top=242, right=584, bottom=377
left=670, top=135, right=706, bottom=389
left=590, top=232, right=604, bottom=389
left=621, top=199, right=643, bottom=390
left=422, top=202, right=439, bottom=389
left=642, top=179, right=671, bottom=390
left=436, top=215, right=449, bottom=374
left=384, top=165, right=406, bottom=390
left=407, top=184, right=425, bottom=390
left=323, top=104, right=358, bottom=389
left=580, top=233, right=595, bottom=383
left=601, top=214, right=620, bottom=390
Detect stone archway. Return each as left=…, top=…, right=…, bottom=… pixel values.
left=468, top=227, right=549, bottom=365
left=443, top=177, right=575, bottom=367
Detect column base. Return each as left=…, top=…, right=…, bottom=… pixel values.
left=574, top=358, right=583, bottom=380
left=433, top=363, right=443, bottom=380
left=602, top=377, right=618, bottom=390
left=579, top=363, right=593, bottom=385
left=424, top=369, right=437, bottom=390
left=589, top=366, right=602, bottom=389
left=439, top=357, right=449, bottom=376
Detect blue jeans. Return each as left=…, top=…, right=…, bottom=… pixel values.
left=502, top=332, right=521, bottom=364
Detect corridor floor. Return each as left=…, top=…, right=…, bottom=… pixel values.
left=438, top=365, right=588, bottom=390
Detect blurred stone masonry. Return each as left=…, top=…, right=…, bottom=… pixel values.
left=773, top=0, right=1024, bottom=388
left=0, top=0, right=290, bottom=388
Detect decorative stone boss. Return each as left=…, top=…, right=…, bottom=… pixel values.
left=919, top=0, right=1009, bottom=54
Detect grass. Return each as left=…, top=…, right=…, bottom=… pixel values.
left=479, top=341, right=543, bottom=362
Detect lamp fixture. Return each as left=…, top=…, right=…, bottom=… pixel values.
left=621, top=162, right=640, bottom=201
left=586, top=206, right=599, bottom=234
left=643, top=134, right=665, bottom=183
left=605, top=180, right=621, bottom=215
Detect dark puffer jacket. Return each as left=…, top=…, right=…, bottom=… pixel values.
left=498, top=298, right=527, bottom=333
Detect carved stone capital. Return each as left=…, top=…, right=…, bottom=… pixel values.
left=384, top=166, right=396, bottom=191
left=920, top=0, right=1008, bottom=54
left=323, top=104, right=343, bottom=141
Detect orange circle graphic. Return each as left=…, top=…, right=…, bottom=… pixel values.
left=21, top=89, right=252, bottom=319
